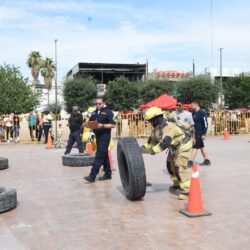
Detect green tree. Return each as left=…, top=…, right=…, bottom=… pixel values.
left=63, top=76, right=97, bottom=113
left=139, top=79, right=176, bottom=103
left=40, top=57, right=56, bottom=106
left=47, top=102, right=62, bottom=115
left=0, top=64, right=39, bottom=114
left=27, top=51, right=42, bottom=85
left=105, top=76, right=140, bottom=111
left=224, top=76, right=250, bottom=108
left=176, top=77, right=218, bottom=108
left=40, top=57, right=55, bottom=90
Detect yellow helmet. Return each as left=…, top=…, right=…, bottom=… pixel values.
left=87, top=107, right=95, bottom=113
left=144, top=107, right=164, bottom=121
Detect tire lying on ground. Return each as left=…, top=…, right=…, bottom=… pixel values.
left=62, top=153, right=95, bottom=167
left=117, top=137, right=146, bottom=201
left=0, top=157, right=8, bottom=170
left=0, top=187, right=17, bottom=213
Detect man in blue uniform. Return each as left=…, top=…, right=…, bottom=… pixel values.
left=188, top=101, right=211, bottom=167
left=84, top=97, right=115, bottom=182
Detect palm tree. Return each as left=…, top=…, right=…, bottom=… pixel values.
left=40, top=57, right=56, bottom=105
left=27, top=51, right=42, bottom=85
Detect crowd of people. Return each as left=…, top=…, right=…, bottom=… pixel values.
left=0, top=113, right=21, bottom=143
left=0, top=110, right=53, bottom=144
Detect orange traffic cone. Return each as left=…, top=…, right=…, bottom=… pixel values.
left=180, top=164, right=212, bottom=218
left=108, top=150, right=113, bottom=170
left=46, top=132, right=53, bottom=149
left=224, top=128, right=230, bottom=140
left=87, top=142, right=93, bottom=155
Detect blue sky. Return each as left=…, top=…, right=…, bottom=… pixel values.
left=1, top=0, right=250, bottom=83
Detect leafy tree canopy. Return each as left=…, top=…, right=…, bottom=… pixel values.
left=176, top=77, right=219, bottom=109
left=0, top=64, right=39, bottom=114
left=224, top=76, right=250, bottom=109
left=140, top=79, right=176, bottom=104
left=47, top=102, right=62, bottom=114
left=63, top=76, right=97, bottom=112
left=105, top=76, right=140, bottom=111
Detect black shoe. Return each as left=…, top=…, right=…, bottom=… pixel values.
left=170, top=184, right=179, bottom=190
left=84, top=176, right=95, bottom=182
left=98, top=175, right=112, bottom=181
left=187, top=160, right=193, bottom=168
left=200, top=159, right=211, bottom=166
left=146, top=181, right=152, bottom=187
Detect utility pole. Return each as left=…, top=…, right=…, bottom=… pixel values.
left=219, top=48, right=224, bottom=108
left=210, top=0, right=214, bottom=67
left=55, top=39, right=58, bottom=144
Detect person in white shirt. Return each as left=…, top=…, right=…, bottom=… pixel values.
left=4, top=113, right=13, bottom=143
left=173, top=101, right=194, bottom=127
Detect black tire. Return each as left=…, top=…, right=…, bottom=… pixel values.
left=62, top=153, right=95, bottom=167
left=0, top=187, right=17, bottom=213
left=117, top=137, right=146, bottom=201
left=0, top=157, right=8, bottom=170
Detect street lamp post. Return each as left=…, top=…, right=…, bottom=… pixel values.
left=219, top=48, right=224, bottom=108
left=55, top=39, right=58, bottom=144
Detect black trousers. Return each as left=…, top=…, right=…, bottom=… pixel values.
left=38, top=126, right=43, bottom=141
left=90, top=133, right=111, bottom=179
left=43, top=125, right=51, bottom=143
left=29, top=126, right=36, bottom=140
left=65, top=130, right=83, bottom=154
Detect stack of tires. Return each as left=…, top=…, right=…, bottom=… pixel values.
left=0, top=157, right=17, bottom=213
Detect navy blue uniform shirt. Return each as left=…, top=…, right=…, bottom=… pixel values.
left=192, top=109, right=208, bottom=136
left=89, top=106, right=115, bottom=136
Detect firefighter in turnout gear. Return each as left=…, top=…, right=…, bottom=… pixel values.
left=141, top=107, right=192, bottom=200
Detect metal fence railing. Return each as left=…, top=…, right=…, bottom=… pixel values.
left=113, top=111, right=250, bottom=138
left=208, top=111, right=250, bottom=135
left=114, top=113, right=152, bottom=139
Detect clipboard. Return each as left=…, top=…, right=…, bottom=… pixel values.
left=86, top=121, right=98, bottom=129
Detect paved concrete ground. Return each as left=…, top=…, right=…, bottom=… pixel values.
left=0, top=136, right=250, bottom=250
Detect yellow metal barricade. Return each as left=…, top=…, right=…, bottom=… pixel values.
left=114, top=112, right=153, bottom=139
left=209, top=111, right=250, bottom=135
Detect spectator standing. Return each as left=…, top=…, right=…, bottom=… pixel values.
left=0, top=118, right=4, bottom=142
left=84, top=97, right=116, bottom=182
left=35, top=114, right=40, bottom=139
left=37, top=113, right=44, bottom=142
left=4, top=114, right=13, bottom=143
left=188, top=102, right=211, bottom=167
left=43, top=110, right=52, bottom=144
left=28, top=111, right=37, bottom=141
left=13, top=112, right=20, bottom=142
left=173, top=101, right=194, bottom=127
left=64, top=106, right=84, bottom=155
left=57, top=123, right=63, bottom=148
